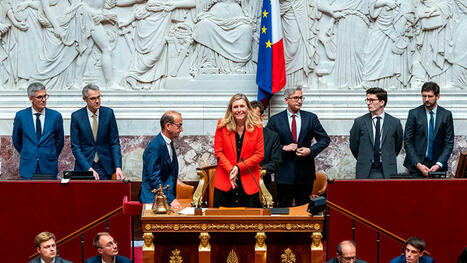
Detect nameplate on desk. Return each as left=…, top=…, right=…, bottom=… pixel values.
left=205, top=208, right=270, bottom=216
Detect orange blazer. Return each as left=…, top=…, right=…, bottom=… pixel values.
left=214, top=119, right=264, bottom=195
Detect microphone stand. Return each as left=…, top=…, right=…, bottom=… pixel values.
left=240, top=157, right=271, bottom=209
left=195, top=157, right=220, bottom=215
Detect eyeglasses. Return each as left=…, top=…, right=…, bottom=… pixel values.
left=364, top=98, right=380, bottom=103
left=170, top=122, right=183, bottom=128
left=34, top=94, right=49, bottom=100
left=338, top=255, right=357, bottom=262
left=288, top=96, right=305, bottom=101
left=86, top=95, right=102, bottom=102
left=104, top=241, right=118, bottom=248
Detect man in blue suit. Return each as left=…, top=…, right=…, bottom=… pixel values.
left=267, top=87, right=330, bottom=207
left=70, top=84, right=124, bottom=180
left=404, top=82, right=454, bottom=178
left=390, top=236, right=434, bottom=263
left=13, top=82, right=64, bottom=179
left=86, top=232, right=132, bottom=263
left=140, top=111, right=183, bottom=209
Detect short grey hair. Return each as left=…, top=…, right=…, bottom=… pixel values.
left=284, top=86, right=303, bottom=98
left=82, top=84, right=100, bottom=97
left=27, top=82, right=45, bottom=97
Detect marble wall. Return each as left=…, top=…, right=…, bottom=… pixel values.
left=1, top=134, right=466, bottom=181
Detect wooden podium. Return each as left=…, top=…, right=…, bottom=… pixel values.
left=141, top=205, right=324, bottom=263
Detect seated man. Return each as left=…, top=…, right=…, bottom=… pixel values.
left=390, top=236, right=434, bottom=263
left=29, top=232, right=72, bottom=263
left=86, top=232, right=132, bottom=263
left=327, top=240, right=367, bottom=263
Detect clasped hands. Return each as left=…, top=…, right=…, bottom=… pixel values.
left=229, top=165, right=239, bottom=189
left=283, top=143, right=311, bottom=157
left=417, top=163, right=440, bottom=177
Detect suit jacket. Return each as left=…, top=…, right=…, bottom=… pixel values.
left=29, top=256, right=72, bottom=263
left=85, top=255, right=132, bottom=263
left=70, top=106, right=122, bottom=176
left=260, top=127, right=282, bottom=176
left=389, top=255, right=434, bottom=263
left=349, top=112, right=403, bottom=179
left=214, top=120, right=264, bottom=194
left=404, top=105, right=454, bottom=172
left=140, top=133, right=178, bottom=204
left=326, top=258, right=367, bottom=263
left=12, top=107, right=64, bottom=179
left=267, top=110, right=330, bottom=184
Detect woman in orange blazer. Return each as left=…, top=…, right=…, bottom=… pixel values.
left=213, top=93, right=264, bottom=207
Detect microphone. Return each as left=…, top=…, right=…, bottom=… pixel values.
left=196, top=157, right=220, bottom=209
left=240, top=157, right=269, bottom=209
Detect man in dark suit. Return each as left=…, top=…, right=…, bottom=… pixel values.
left=267, top=87, right=330, bottom=207
left=140, top=111, right=183, bottom=208
left=250, top=100, right=282, bottom=190
left=404, top=82, right=454, bottom=177
left=86, top=232, right=132, bottom=263
left=13, top=82, right=64, bottom=179
left=390, top=236, right=434, bottom=263
left=326, top=240, right=367, bottom=263
left=350, top=88, right=403, bottom=179
left=29, top=232, right=72, bottom=263
left=70, top=84, right=123, bottom=180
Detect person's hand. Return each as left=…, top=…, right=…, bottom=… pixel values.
left=416, top=163, right=430, bottom=177
left=429, top=164, right=440, bottom=172
left=229, top=166, right=239, bottom=189
left=115, top=168, right=125, bottom=180
left=170, top=199, right=181, bottom=209
left=89, top=167, right=100, bottom=180
left=283, top=143, right=298, bottom=152
left=296, top=147, right=311, bottom=157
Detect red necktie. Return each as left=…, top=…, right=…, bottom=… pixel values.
left=291, top=114, right=297, bottom=143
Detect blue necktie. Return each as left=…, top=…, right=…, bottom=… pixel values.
left=427, top=111, right=435, bottom=160
left=35, top=113, right=42, bottom=140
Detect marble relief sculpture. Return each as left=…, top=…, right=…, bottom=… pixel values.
left=0, top=0, right=467, bottom=90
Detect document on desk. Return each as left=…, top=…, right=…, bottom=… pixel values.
left=178, top=207, right=207, bottom=215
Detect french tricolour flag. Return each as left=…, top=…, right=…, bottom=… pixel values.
left=256, top=0, right=286, bottom=107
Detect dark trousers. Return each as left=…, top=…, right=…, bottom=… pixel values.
left=369, top=163, right=384, bottom=179
left=277, top=181, right=314, bottom=207
left=213, top=177, right=260, bottom=208
left=92, top=161, right=111, bottom=180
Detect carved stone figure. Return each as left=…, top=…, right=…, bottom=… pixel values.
left=142, top=232, right=155, bottom=251
left=280, top=0, right=319, bottom=89
left=199, top=232, right=211, bottom=251
left=255, top=232, right=266, bottom=251
left=413, top=0, right=453, bottom=86
left=447, top=0, right=467, bottom=89
left=190, top=0, right=258, bottom=75
left=326, top=0, right=369, bottom=89
left=311, top=232, right=323, bottom=250
left=362, top=0, right=402, bottom=90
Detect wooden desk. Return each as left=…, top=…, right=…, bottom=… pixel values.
left=141, top=205, right=324, bottom=263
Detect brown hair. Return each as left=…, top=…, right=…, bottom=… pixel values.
left=34, top=232, right=56, bottom=248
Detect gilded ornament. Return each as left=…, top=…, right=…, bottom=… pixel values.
left=226, top=249, right=239, bottom=263
left=145, top=224, right=151, bottom=231
left=229, top=224, right=236, bottom=231
left=169, top=249, right=183, bottom=263
left=314, top=223, right=320, bottom=230
left=258, top=224, right=264, bottom=230
left=173, top=224, right=180, bottom=231
left=281, top=248, right=296, bottom=263
left=286, top=224, right=292, bottom=230
left=201, top=224, right=208, bottom=230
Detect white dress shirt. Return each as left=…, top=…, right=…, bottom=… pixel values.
left=161, top=133, right=173, bottom=162
left=32, top=108, right=45, bottom=133
left=371, top=112, right=385, bottom=146
left=287, top=109, right=301, bottom=141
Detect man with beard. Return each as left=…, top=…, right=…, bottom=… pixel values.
left=404, top=82, right=454, bottom=177
left=86, top=232, right=132, bottom=263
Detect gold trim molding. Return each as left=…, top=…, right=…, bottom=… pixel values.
left=144, top=223, right=317, bottom=232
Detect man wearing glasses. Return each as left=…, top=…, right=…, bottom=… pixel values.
left=349, top=88, right=403, bottom=179
left=13, top=82, right=64, bottom=179
left=86, top=232, right=132, bottom=263
left=327, top=240, right=367, bottom=263
left=267, top=87, right=330, bottom=207
left=70, top=84, right=124, bottom=180
left=140, top=111, right=183, bottom=209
